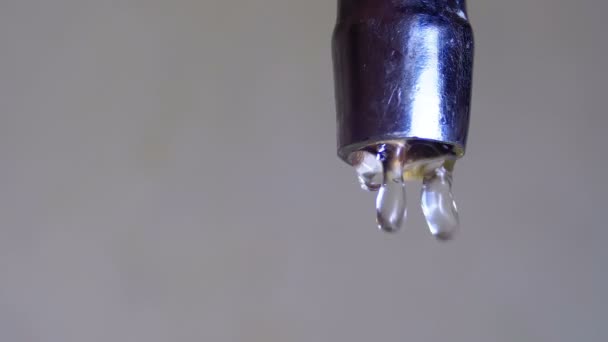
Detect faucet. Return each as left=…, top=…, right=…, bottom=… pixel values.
left=332, top=0, right=474, bottom=240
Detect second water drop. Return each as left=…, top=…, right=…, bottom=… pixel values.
left=376, top=146, right=407, bottom=233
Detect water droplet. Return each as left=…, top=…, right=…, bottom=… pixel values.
left=350, top=151, right=382, bottom=191
left=421, top=166, right=459, bottom=241
left=376, top=146, right=407, bottom=233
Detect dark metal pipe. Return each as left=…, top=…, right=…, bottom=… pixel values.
left=332, top=0, right=474, bottom=167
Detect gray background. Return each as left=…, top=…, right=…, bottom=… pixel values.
left=1, top=0, right=607, bottom=341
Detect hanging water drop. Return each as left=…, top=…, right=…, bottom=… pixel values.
left=350, top=150, right=383, bottom=191
left=421, top=166, right=459, bottom=241
left=376, top=145, right=407, bottom=233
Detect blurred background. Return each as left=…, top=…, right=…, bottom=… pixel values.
left=0, top=0, right=607, bottom=341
